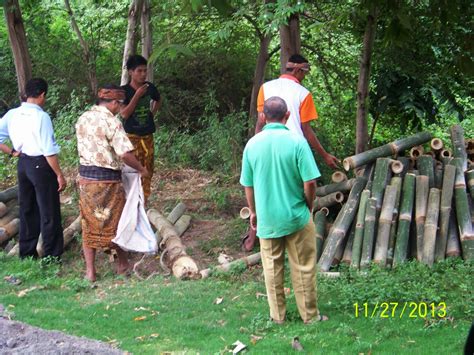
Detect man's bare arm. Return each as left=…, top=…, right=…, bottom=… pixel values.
left=303, top=179, right=316, bottom=212
left=45, top=154, right=66, bottom=192
left=254, top=112, right=266, bottom=134
left=301, top=122, right=339, bottom=169
left=244, top=186, right=257, bottom=230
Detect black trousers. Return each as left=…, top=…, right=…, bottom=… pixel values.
left=17, top=155, right=63, bottom=259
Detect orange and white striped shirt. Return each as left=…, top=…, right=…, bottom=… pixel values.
left=257, top=74, right=318, bottom=137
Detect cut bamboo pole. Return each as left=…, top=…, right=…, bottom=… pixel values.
left=360, top=198, right=377, bottom=269
left=37, top=216, right=82, bottom=257
left=351, top=189, right=370, bottom=269
left=386, top=177, right=402, bottom=266
left=166, top=202, right=187, bottom=224
left=342, top=222, right=356, bottom=264
left=415, top=175, right=429, bottom=261
left=0, top=218, right=20, bottom=244
left=240, top=207, right=251, bottom=219
left=446, top=212, right=461, bottom=258
left=318, top=177, right=367, bottom=272
left=440, top=149, right=452, bottom=159
left=314, top=207, right=329, bottom=262
left=409, top=145, right=424, bottom=159
left=0, top=185, right=18, bottom=203
left=331, top=171, right=347, bottom=183
left=147, top=209, right=199, bottom=279
left=393, top=173, right=416, bottom=266
left=0, top=208, right=19, bottom=228
left=422, top=188, right=441, bottom=266
left=373, top=185, right=398, bottom=266
left=435, top=164, right=456, bottom=261
left=390, top=159, right=404, bottom=175
left=315, top=179, right=356, bottom=197
left=450, top=125, right=467, bottom=172
left=434, top=167, right=443, bottom=189
left=343, top=132, right=432, bottom=171
left=417, top=155, right=435, bottom=188
left=467, top=169, right=474, bottom=200
left=175, top=215, right=191, bottom=237
left=0, top=202, right=7, bottom=218
left=395, top=157, right=411, bottom=178
left=372, top=158, right=392, bottom=213
left=200, top=252, right=261, bottom=278
left=314, top=191, right=344, bottom=210
left=430, top=138, right=444, bottom=152
left=453, top=158, right=474, bottom=259
left=7, top=243, right=18, bottom=257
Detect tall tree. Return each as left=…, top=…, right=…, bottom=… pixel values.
left=64, top=0, right=98, bottom=95
left=141, top=0, right=153, bottom=82
left=279, top=13, right=300, bottom=73
left=3, top=0, right=32, bottom=98
left=121, top=0, right=143, bottom=85
left=355, top=4, right=378, bottom=154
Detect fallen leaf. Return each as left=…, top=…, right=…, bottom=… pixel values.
left=134, top=316, right=147, bottom=321
left=292, top=336, right=304, bottom=351
left=135, top=336, right=146, bottom=341
left=214, top=297, right=224, bottom=305
left=239, top=327, right=249, bottom=333
left=217, top=319, right=227, bottom=326
left=134, top=306, right=149, bottom=311
left=284, top=287, right=291, bottom=295
left=150, top=333, right=160, bottom=338
left=231, top=296, right=240, bottom=301
left=250, top=334, right=263, bottom=345
left=256, top=292, right=267, bottom=299
left=17, top=286, right=42, bottom=298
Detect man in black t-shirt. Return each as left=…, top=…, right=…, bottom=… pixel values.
left=121, top=55, right=161, bottom=202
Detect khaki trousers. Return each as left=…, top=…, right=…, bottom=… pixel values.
left=260, top=220, right=318, bottom=323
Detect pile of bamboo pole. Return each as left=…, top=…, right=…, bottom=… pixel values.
left=0, top=185, right=20, bottom=253
left=317, top=125, right=474, bottom=271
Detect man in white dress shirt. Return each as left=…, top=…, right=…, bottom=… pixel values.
left=0, top=78, right=66, bottom=260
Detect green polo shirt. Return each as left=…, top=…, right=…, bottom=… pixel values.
left=240, top=122, right=320, bottom=238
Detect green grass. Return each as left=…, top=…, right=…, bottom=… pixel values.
left=0, top=253, right=472, bottom=354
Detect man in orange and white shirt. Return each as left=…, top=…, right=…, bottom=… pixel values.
left=255, top=54, right=339, bottom=169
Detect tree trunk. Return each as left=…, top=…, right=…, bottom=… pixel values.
left=140, top=0, right=153, bottom=82
left=64, top=0, right=97, bottom=95
left=355, top=5, right=378, bottom=154
left=248, top=33, right=271, bottom=137
left=279, top=13, right=300, bottom=73
left=3, top=0, right=32, bottom=98
left=121, top=0, right=143, bottom=85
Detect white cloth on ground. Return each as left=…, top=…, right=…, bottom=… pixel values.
left=113, top=165, right=157, bottom=253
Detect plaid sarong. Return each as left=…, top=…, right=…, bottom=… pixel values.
left=78, top=179, right=125, bottom=249
left=127, top=133, right=154, bottom=202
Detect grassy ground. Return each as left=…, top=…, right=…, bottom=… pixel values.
left=0, top=252, right=472, bottom=354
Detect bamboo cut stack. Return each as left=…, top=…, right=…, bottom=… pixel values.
left=0, top=185, right=20, bottom=253
left=316, top=126, right=473, bottom=271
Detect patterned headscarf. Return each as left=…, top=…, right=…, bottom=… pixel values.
left=286, top=61, right=310, bottom=72
left=97, top=87, right=125, bottom=101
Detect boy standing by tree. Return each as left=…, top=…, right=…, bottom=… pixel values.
left=120, top=55, right=161, bottom=203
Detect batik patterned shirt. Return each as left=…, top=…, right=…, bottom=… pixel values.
left=76, top=105, right=134, bottom=170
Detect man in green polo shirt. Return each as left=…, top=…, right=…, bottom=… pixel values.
left=240, top=96, right=328, bottom=324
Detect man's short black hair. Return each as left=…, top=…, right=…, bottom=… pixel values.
left=126, top=55, right=148, bottom=71
left=263, top=97, right=288, bottom=121
left=288, top=54, right=308, bottom=64
left=25, top=78, right=48, bottom=98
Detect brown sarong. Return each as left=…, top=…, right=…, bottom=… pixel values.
left=127, top=133, right=154, bottom=202
left=78, top=179, right=125, bottom=249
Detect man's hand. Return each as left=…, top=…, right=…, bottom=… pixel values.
left=139, top=167, right=149, bottom=178
left=57, top=174, right=67, bottom=192
left=323, top=152, right=340, bottom=170
left=135, top=83, right=149, bottom=98
left=250, top=212, right=257, bottom=231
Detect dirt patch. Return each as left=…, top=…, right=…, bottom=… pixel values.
left=0, top=316, right=124, bottom=354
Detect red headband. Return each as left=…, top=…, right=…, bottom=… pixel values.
left=286, top=62, right=310, bottom=72
left=97, top=88, right=125, bottom=101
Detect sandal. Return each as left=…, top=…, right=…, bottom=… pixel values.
left=304, top=314, right=329, bottom=324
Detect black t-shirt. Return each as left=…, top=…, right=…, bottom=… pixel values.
left=121, top=81, right=160, bottom=136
